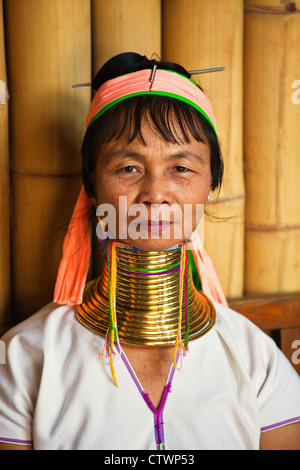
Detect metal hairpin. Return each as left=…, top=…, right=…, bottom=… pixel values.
left=72, top=66, right=226, bottom=88
left=189, top=67, right=225, bottom=75
left=150, top=64, right=158, bottom=90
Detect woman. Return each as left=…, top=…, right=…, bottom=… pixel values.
left=0, top=52, right=300, bottom=450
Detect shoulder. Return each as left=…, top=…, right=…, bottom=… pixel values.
left=211, top=301, right=300, bottom=395
left=1, top=302, right=80, bottom=360
left=0, top=303, right=80, bottom=447
left=2, top=302, right=77, bottom=338
left=212, top=300, right=270, bottom=353
left=210, top=300, right=287, bottom=378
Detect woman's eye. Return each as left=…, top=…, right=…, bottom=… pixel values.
left=174, top=166, right=190, bottom=173
left=119, top=166, right=137, bottom=173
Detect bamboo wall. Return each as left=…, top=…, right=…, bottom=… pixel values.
left=0, top=0, right=10, bottom=334
left=244, top=0, right=300, bottom=294
left=0, top=0, right=299, bottom=329
left=4, top=0, right=91, bottom=323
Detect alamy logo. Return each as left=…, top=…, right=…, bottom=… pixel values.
left=0, top=80, right=9, bottom=105
left=0, top=340, right=6, bottom=364
left=95, top=196, right=205, bottom=246
left=291, top=340, right=300, bottom=365
left=291, top=80, right=300, bottom=104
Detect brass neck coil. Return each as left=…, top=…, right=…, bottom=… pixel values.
left=76, top=244, right=215, bottom=346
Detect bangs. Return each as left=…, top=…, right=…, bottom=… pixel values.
left=100, top=95, right=209, bottom=146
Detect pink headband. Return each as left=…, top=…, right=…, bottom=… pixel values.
left=86, top=68, right=217, bottom=135
left=53, top=69, right=227, bottom=307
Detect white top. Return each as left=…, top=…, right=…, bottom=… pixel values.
left=0, top=301, right=299, bottom=450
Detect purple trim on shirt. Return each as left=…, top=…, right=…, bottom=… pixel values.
left=0, top=436, right=33, bottom=445
left=261, top=416, right=300, bottom=432
left=116, top=345, right=144, bottom=396
left=116, top=343, right=179, bottom=450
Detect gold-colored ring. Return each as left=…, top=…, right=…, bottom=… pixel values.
left=76, top=244, right=215, bottom=346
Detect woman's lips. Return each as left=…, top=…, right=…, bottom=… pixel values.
left=140, top=220, right=173, bottom=233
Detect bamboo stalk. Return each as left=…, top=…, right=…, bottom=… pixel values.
left=5, top=0, right=91, bottom=322
left=244, top=1, right=300, bottom=294
left=91, top=0, right=161, bottom=73
left=0, top=0, right=11, bottom=329
left=162, top=0, right=245, bottom=297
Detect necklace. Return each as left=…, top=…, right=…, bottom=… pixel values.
left=76, top=240, right=215, bottom=386
left=76, top=240, right=215, bottom=345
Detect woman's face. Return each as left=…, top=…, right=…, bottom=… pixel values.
left=93, top=117, right=211, bottom=251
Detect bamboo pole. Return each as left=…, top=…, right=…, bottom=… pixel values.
left=91, top=0, right=161, bottom=73
left=0, top=0, right=11, bottom=332
left=91, top=0, right=162, bottom=278
left=5, top=0, right=91, bottom=322
left=244, top=0, right=300, bottom=295
left=162, top=0, right=245, bottom=298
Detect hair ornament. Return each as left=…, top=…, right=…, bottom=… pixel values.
left=71, top=66, right=225, bottom=88
left=150, top=64, right=158, bottom=90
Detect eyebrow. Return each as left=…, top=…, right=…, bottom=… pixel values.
left=104, top=149, right=143, bottom=160
left=168, top=151, right=209, bottom=167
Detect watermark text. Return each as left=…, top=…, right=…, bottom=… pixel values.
left=96, top=196, right=205, bottom=246
left=0, top=340, right=6, bottom=364
left=291, top=339, right=300, bottom=365
left=291, top=80, right=300, bottom=104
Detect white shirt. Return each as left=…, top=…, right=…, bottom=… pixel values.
left=0, top=301, right=299, bottom=450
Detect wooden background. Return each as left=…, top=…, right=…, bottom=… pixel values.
left=0, top=0, right=299, bottom=372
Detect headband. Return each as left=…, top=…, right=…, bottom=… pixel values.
left=53, top=67, right=227, bottom=307
left=86, top=68, right=217, bottom=136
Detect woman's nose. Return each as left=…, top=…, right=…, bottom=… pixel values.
left=136, top=173, right=175, bottom=206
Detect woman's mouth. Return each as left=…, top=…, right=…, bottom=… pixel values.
left=148, top=220, right=172, bottom=232
left=138, top=220, right=173, bottom=234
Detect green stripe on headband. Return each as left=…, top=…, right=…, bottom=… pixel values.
left=87, top=90, right=218, bottom=139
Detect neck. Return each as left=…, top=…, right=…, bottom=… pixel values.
left=76, top=240, right=215, bottom=347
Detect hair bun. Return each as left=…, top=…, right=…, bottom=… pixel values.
left=92, top=52, right=191, bottom=91
left=92, top=52, right=147, bottom=90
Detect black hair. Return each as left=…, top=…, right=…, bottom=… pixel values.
left=81, top=52, right=223, bottom=198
